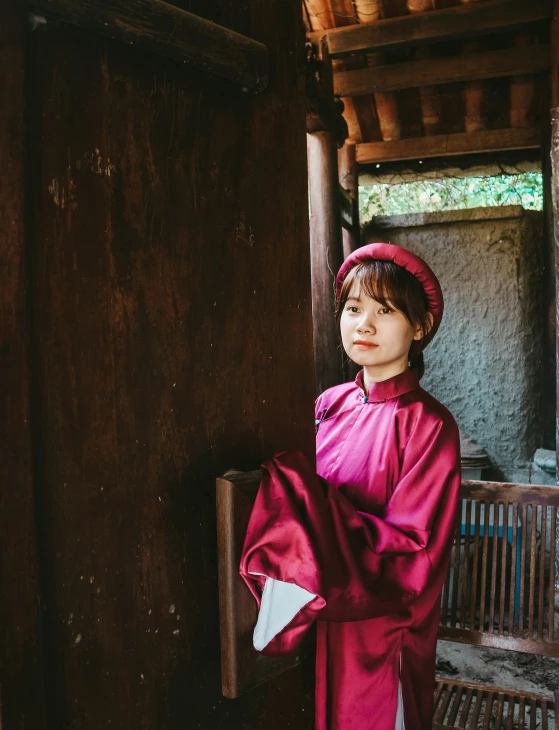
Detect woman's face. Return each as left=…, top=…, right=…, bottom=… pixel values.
left=339, top=284, right=423, bottom=375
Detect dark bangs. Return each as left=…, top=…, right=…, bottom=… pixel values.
left=335, top=260, right=430, bottom=331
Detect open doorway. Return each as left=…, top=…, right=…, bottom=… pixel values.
left=359, top=159, right=551, bottom=486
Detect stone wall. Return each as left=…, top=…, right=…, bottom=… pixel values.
left=364, top=206, right=546, bottom=482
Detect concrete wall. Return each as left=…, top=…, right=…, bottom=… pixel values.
left=365, top=206, right=545, bottom=482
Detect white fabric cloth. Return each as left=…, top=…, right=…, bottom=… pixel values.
left=395, top=651, right=405, bottom=730
left=251, top=575, right=316, bottom=651
left=251, top=573, right=405, bottom=730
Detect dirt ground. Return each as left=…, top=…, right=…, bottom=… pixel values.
left=436, top=639, right=559, bottom=695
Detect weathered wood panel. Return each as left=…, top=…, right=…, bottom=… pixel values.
left=0, top=4, right=47, bottom=729
left=30, top=0, right=268, bottom=91
left=27, top=1, right=315, bottom=728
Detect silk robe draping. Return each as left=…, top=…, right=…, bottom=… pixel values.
left=240, top=368, right=461, bottom=730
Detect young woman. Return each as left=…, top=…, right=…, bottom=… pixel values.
left=241, top=243, right=461, bottom=730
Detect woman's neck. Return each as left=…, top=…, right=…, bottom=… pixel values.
left=362, top=363, right=409, bottom=395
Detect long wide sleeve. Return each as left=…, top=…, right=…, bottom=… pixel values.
left=239, top=412, right=461, bottom=654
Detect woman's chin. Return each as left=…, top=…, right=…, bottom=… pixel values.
left=349, top=354, right=376, bottom=367
left=346, top=346, right=379, bottom=363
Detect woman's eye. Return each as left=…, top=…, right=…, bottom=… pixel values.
left=380, top=307, right=392, bottom=314
left=347, top=306, right=359, bottom=313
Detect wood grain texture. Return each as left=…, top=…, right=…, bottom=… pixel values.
left=433, top=679, right=556, bottom=729
left=314, top=0, right=552, bottom=58
left=334, top=45, right=550, bottom=97
left=27, top=1, right=315, bottom=727
left=356, top=126, right=541, bottom=163
left=0, top=4, right=47, bottom=729
left=437, top=628, right=559, bottom=657
left=216, top=471, right=300, bottom=699
left=29, top=0, right=268, bottom=90
left=460, top=479, right=559, bottom=506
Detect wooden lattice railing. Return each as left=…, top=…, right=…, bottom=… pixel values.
left=439, top=480, right=559, bottom=655
left=433, top=679, right=558, bottom=729
left=436, top=480, right=559, bottom=729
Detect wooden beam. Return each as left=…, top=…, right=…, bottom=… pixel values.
left=334, top=45, right=550, bottom=97
left=309, top=0, right=551, bottom=59
left=28, top=0, right=268, bottom=91
left=356, top=127, right=541, bottom=164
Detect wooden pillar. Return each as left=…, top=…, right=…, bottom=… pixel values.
left=308, top=130, right=345, bottom=395
left=548, top=1, right=559, bottom=588
left=551, top=110, right=559, bottom=592
left=338, top=142, right=360, bottom=259
left=551, top=0, right=559, bottom=492
left=542, top=124, right=556, bottom=453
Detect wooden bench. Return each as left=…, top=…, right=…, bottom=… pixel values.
left=435, top=479, right=559, bottom=730
left=217, top=471, right=559, bottom=728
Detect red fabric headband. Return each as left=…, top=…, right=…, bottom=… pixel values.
left=335, top=243, right=444, bottom=352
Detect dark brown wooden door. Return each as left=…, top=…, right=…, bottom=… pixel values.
left=0, top=2, right=315, bottom=728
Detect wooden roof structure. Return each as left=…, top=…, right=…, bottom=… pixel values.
left=303, top=0, right=552, bottom=167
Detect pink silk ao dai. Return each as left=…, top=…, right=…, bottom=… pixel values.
left=240, top=368, right=461, bottom=730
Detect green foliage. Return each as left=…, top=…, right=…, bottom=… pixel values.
left=359, top=172, right=543, bottom=223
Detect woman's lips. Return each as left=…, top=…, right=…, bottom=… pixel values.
left=353, top=341, right=378, bottom=349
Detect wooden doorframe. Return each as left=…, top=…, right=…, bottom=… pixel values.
left=0, top=4, right=47, bottom=728
left=550, top=0, right=559, bottom=486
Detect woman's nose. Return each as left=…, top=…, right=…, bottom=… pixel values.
left=357, top=317, right=375, bottom=334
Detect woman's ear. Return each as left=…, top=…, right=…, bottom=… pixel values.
left=413, top=312, right=434, bottom=341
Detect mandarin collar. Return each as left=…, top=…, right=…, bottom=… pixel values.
left=355, top=368, right=420, bottom=403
